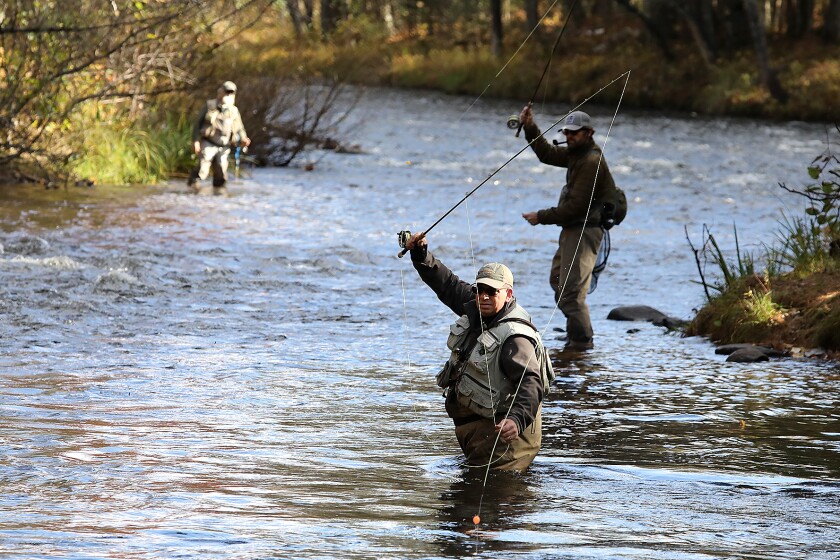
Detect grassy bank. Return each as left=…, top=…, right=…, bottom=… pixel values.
left=684, top=139, right=840, bottom=354
left=686, top=268, right=840, bottom=353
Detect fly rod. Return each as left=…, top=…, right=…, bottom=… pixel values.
left=396, top=142, right=565, bottom=258
left=508, top=0, right=580, bottom=136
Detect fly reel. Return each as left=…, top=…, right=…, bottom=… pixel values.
left=397, top=230, right=412, bottom=249
left=506, top=114, right=520, bottom=130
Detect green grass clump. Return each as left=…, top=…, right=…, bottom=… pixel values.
left=688, top=276, right=784, bottom=344
left=70, top=116, right=192, bottom=185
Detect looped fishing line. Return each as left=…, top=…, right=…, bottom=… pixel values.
left=398, top=71, right=632, bottom=525
left=456, top=0, right=563, bottom=124
left=473, top=69, right=632, bottom=523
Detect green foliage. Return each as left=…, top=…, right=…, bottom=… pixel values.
left=742, top=284, right=784, bottom=327
left=69, top=116, right=191, bottom=185
left=686, top=275, right=783, bottom=344
left=775, top=128, right=840, bottom=269
left=803, top=154, right=840, bottom=249
left=766, top=212, right=828, bottom=275
left=698, top=224, right=756, bottom=296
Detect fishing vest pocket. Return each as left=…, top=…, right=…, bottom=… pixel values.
left=456, top=329, right=510, bottom=418
left=446, top=315, right=471, bottom=351
left=456, top=373, right=498, bottom=418
left=436, top=360, right=455, bottom=389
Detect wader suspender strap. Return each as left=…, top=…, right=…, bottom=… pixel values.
left=449, top=314, right=537, bottom=392
left=498, top=317, right=538, bottom=332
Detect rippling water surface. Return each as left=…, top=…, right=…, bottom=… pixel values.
left=2, top=88, right=839, bottom=559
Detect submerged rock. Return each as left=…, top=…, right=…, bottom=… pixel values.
left=4, top=235, right=49, bottom=255
left=607, top=305, right=686, bottom=329
left=716, top=343, right=787, bottom=358
left=726, top=346, right=771, bottom=363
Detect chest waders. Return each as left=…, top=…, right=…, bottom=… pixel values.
left=437, top=305, right=554, bottom=419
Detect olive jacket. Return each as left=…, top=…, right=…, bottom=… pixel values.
left=523, top=121, right=616, bottom=228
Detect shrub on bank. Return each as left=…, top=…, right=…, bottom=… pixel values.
left=69, top=115, right=193, bottom=186
left=686, top=131, right=840, bottom=351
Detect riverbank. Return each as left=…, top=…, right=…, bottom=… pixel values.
left=382, top=33, right=838, bottom=122
left=685, top=268, right=840, bottom=357
left=227, top=15, right=840, bottom=123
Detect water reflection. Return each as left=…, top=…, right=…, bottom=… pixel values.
left=435, top=469, right=538, bottom=557
left=1, top=88, right=839, bottom=558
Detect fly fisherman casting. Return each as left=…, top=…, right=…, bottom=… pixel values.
left=402, top=232, right=554, bottom=473
left=396, top=0, right=631, bottom=525
left=519, top=107, right=623, bottom=353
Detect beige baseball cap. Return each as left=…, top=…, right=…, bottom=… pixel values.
left=220, top=81, right=237, bottom=93
left=475, top=262, right=513, bottom=289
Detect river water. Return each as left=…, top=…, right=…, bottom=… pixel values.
left=1, top=88, right=838, bottom=559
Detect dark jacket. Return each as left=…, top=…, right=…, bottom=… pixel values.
left=523, top=121, right=616, bottom=228
left=411, top=247, right=544, bottom=434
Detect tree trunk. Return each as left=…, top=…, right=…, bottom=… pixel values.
left=800, top=0, right=815, bottom=34
left=382, top=0, right=396, bottom=37
left=696, top=0, right=715, bottom=52
left=286, top=0, right=304, bottom=36
left=742, top=0, right=789, bottom=102
left=525, top=0, right=539, bottom=33
left=490, top=0, right=503, bottom=57
left=824, top=0, right=840, bottom=42
left=612, top=0, right=676, bottom=61
left=785, top=0, right=808, bottom=37
left=718, top=0, right=751, bottom=50
left=303, top=0, right=314, bottom=27
left=320, top=0, right=341, bottom=36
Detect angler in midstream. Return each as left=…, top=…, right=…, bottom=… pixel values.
left=402, top=232, right=555, bottom=472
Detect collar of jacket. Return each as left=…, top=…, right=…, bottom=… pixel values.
left=465, top=298, right=518, bottom=331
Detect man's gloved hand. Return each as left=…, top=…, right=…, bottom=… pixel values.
left=410, top=243, right=427, bottom=262
left=406, top=232, right=428, bottom=262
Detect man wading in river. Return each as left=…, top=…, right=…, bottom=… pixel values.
left=404, top=233, right=554, bottom=471
left=519, top=107, right=616, bottom=352
left=187, top=81, right=250, bottom=196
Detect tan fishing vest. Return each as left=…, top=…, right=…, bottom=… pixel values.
left=201, top=99, right=236, bottom=146
left=437, top=305, right=554, bottom=419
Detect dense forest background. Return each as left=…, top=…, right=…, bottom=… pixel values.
left=1, top=0, right=838, bottom=184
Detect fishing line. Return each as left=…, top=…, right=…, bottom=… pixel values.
left=397, top=70, right=632, bottom=259
left=473, top=69, right=632, bottom=526
left=514, top=0, right=580, bottom=138
left=456, top=0, right=563, bottom=124
left=399, top=267, right=432, bottom=443
left=463, top=202, right=514, bottom=471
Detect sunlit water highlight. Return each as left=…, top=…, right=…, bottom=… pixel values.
left=1, top=88, right=838, bottom=559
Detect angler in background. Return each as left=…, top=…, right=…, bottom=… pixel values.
left=187, top=81, right=250, bottom=196
left=519, top=107, right=616, bottom=352
left=404, top=232, right=554, bottom=472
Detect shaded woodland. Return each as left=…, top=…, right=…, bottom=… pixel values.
left=1, top=0, right=838, bottom=180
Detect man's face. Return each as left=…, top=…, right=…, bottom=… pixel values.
left=562, top=127, right=593, bottom=149
left=475, top=283, right=512, bottom=317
